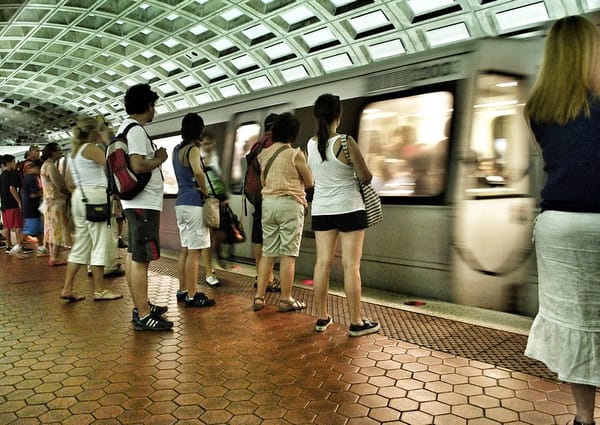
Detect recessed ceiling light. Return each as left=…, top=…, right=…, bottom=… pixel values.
left=281, top=5, right=314, bottom=25
left=189, top=24, right=207, bottom=35
left=243, top=24, right=270, bottom=40
left=302, top=28, right=336, bottom=48
left=349, top=10, right=390, bottom=33
left=221, top=8, right=243, bottom=21
left=195, top=93, right=213, bottom=104
left=219, top=84, right=240, bottom=97
left=203, top=65, right=225, bottom=79
left=264, top=42, right=293, bottom=59
left=163, top=38, right=179, bottom=48
left=425, top=22, right=470, bottom=47
left=407, top=0, right=454, bottom=15
left=320, top=53, right=352, bottom=72
left=496, top=3, right=548, bottom=31
left=248, top=76, right=272, bottom=90
left=281, top=65, right=309, bottom=82
left=367, top=39, right=405, bottom=60
left=231, top=55, right=257, bottom=71
left=211, top=38, right=234, bottom=52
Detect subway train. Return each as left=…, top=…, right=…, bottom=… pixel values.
left=140, top=37, right=545, bottom=317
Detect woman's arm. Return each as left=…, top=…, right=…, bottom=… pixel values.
left=64, top=164, right=75, bottom=193
left=189, top=146, right=208, bottom=196
left=347, top=136, right=373, bottom=183
left=46, top=162, right=70, bottom=196
left=294, top=149, right=314, bottom=189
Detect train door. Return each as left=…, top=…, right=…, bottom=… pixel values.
left=355, top=87, right=455, bottom=300
left=452, top=72, right=535, bottom=312
left=226, top=105, right=290, bottom=261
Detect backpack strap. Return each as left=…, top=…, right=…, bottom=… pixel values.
left=200, top=156, right=218, bottom=197
left=117, top=122, right=140, bottom=139
left=261, top=145, right=289, bottom=184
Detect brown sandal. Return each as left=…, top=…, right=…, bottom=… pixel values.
left=60, top=293, right=85, bottom=302
left=278, top=298, right=306, bottom=312
left=253, top=297, right=265, bottom=311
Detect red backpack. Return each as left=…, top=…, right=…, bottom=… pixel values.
left=105, top=123, right=151, bottom=200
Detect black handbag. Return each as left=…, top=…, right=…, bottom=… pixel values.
left=85, top=202, right=110, bottom=222
left=72, top=160, right=111, bottom=224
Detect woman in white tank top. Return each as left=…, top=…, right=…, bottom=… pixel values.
left=60, top=117, right=122, bottom=303
left=306, top=94, right=380, bottom=337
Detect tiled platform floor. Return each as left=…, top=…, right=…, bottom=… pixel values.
left=1, top=250, right=598, bottom=424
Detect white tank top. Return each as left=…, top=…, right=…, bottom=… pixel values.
left=71, top=144, right=108, bottom=187
left=307, top=135, right=364, bottom=216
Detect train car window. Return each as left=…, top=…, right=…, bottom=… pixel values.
left=358, top=91, right=453, bottom=197
left=230, top=122, right=261, bottom=193
left=466, top=73, right=528, bottom=197
left=153, top=135, right=180, bottom=195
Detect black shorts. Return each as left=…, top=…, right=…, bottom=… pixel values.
left=251, top=204, right=262, bottom=244
left=124, top=209, right=161, bottom=262
left=312, top=210, right=368, bottom=232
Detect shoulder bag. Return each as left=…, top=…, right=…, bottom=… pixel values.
left=340, top=135, right=383, bottom=227
left=200, top=155, right=221, bottom=228
left=72, top=160, right=111, bottom=224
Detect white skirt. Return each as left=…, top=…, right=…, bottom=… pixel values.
left=525, top=210, right=600, bottom=386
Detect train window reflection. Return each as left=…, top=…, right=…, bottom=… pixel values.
left=358, top=91, right=453, bottom=196
left=153, top=135, right=180, bottom=195
left=231, top=122, right=260, bottom=192
left=466, top=73, right=528, bottom=197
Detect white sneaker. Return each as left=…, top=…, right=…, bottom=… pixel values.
left=37, top=246, right=49, bottom=256
left=206, top=275, right=221, bottom=287
left=9, top=246, right=29, bottom=259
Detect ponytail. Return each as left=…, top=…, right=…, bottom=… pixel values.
left=316, top=116, right=329, bottom=161
left=71, top=117, right=98, bottom=157
left=313, top=94, right=341, bottom=162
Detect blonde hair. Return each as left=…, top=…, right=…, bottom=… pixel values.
left=71, top=117, right=98, bottom=156
left=525, top=16, right=599, bottom=125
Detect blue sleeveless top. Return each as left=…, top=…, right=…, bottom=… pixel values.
left=530, top=97, right=600, bottom=213
left=173, top=144, right=204, bottom=207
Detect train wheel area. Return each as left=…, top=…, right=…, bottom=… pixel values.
left=1, top=248, right=597, bottom=424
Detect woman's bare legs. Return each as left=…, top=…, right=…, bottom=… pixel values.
left=572, top=383, right=596, bottom=424
left=177, top=247, right=187, bottom=294
left=278, top=255, right=296, bottom=302
left=313, top=230, right=339, bottom=321
left=339, top=230, right=365, bottom=325
left=255, top=255, right=276, bottom=305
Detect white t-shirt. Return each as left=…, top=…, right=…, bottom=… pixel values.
left=117, top=118, right=164, bottom=211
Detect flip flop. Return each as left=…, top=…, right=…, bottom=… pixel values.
left=49, top=260, right=67, bottom=267
left=60, top=293, right=85, bottom=302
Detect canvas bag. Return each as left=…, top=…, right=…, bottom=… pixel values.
left=200, top=156, right=220, bottom=228
left=339, top=135, right=383, bottom=227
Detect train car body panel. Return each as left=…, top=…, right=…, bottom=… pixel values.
left=149, top=38, right=544, bottom=316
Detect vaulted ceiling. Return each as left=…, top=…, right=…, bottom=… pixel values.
left=0, top=0, right=596, bottom=147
